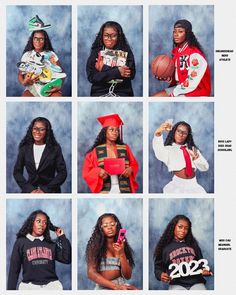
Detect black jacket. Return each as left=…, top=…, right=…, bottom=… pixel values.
left=13, top=144, right=67, bottom=193
left=86, top=47, right=136, bottom=96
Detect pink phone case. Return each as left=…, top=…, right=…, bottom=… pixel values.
left=117, top=228, right=126, bottom=244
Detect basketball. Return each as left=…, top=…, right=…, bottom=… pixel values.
left=151, top=55, right=175, bottom=79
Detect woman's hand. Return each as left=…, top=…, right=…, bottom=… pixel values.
left=113, top=241, right=125, bottom=257
left=156, top=76, right=172, bottom=83
left=154, top=122, right=172, bottom=137
left=46, top=85, right=62, bottom=96
left=189, top=147, right=199, bottom=160
left=98, top=168, right=109, bottom=179
left=22, top=73, right=39, bottom=86
left=202, top=269, right=213, bottom=276
left=95, top=56, right=104, bottom=72
left=160, top=272, right=171, bottom=283
left=120, top=167, right=133, bottom=178
left=55, top=227, right=64, bottom=237
left=118, top=66, right=131, bottom=78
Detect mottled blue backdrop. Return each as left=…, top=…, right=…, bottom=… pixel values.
left=77, top=198, right=143, bottom=289
left=78, top=101, right=143, bottom=193
left=77, top=5, right=143, bottom=97
left=149, top=5, right=214, bottom=96
left=6, top=199, right=72, bottom=290
left=6, top=5, right=71, bottom=96
left=149, top=198, right=214, bottom=290
left=6, top=102, right=72, bottom=193
left=149, top=102, right=214, bottom=193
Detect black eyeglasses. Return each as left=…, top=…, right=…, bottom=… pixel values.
left=32, top=127, right=46, bottom=133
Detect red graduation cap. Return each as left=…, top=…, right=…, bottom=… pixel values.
left=97, top=113, right=124, bottom=127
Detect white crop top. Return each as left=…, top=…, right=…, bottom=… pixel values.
left=152, top=135, right=209, bottom=172
left=33, top=144, right=46, bottom=170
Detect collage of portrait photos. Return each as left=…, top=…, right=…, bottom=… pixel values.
left=0, top=0, right=236, bottom=294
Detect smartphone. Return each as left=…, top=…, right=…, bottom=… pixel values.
left=117, top=228, right=126, bottom=244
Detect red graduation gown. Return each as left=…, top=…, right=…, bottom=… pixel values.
left=82, top=144, right=138, bottom=193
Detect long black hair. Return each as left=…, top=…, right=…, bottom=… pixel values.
left=86, top=127, right=125, bottom=154
left=16, top=209, right=58, bottom=243
left=91, top=21, right=131, bottom=51
left=173, top=19, right=205, bottom=55
left=153, top=214, right=200, bottom=262
left=164, top=121, right=197, bottom=150
left=23, top=30, right=54, bottom=54
left=19, top=117, right=58, bottom=148
left=86, top=213, right=135, bottom=271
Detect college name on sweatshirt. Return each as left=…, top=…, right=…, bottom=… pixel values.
left=169, top=246, right=196, bottom=264
left=27, top=246, right=53, bottom=263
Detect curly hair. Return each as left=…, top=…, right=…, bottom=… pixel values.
left=153, top=214, right=200, bottom=262
left=16, top=209, right=59, bottom=243
left=19, top=117, right=59, bottom=149
left=164, top=121, right=197, bottom=150
left=85, top=213, right=135, bottom=271
left=91, top=21, right=131, bottom=51
left=86, top=127, right=125, bottom=154
left=23, top=30, right=54, bottom=54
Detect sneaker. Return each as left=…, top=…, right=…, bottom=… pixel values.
left=28, top=15, right=51, bottom=31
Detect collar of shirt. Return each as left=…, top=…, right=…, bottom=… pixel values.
left=172, top=142, right=186, bottom=148
left=26, top=233, right=44, bottom=241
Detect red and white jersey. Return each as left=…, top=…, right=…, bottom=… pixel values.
left=170, top=42, right=211, bottom=97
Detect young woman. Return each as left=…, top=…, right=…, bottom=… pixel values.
left=153, top=215, right=213, bottom=290
left=152, top=120, right=209, bottom=193
left=86, top=21, right=136, bottom=96
left=82, top=113, right=138, bottom=193
left=18, top=15, right=65, bottom=97
left=13, top=117, right=67, bottom=193
left=86, top=213, right=138, bottom=290
left=152, top=19, right=211, bottom=97
left=7, top=210, right=71, bottom=290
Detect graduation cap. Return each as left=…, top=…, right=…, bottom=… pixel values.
left=97, top=113, right=124, bottom=140
left=28, top=15, right=51, bottom=32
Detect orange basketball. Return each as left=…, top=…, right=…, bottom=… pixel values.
left=151, top=55, right=175, bottom=79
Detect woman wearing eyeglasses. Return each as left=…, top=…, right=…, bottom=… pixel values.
left=86, top=213, right=138, bottom=290
left=86, top=21, right=136, bottom=96
left=18, top=15, right=65, bottom=97
left=82, top=113, right=138, bottom=193
left=13, top=117, right=67, bottom=193
left=152, top=121, right=209, bottom=193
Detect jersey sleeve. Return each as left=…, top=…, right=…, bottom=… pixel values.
left=170, top=53, right=207, bottom=97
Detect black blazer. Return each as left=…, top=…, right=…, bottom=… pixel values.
left=13, top=143, right=67, bottom=193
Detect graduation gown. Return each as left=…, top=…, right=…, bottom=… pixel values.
left=82, top=144, right=138, bottom=193
left=13, top=143, right=67, bottom=193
